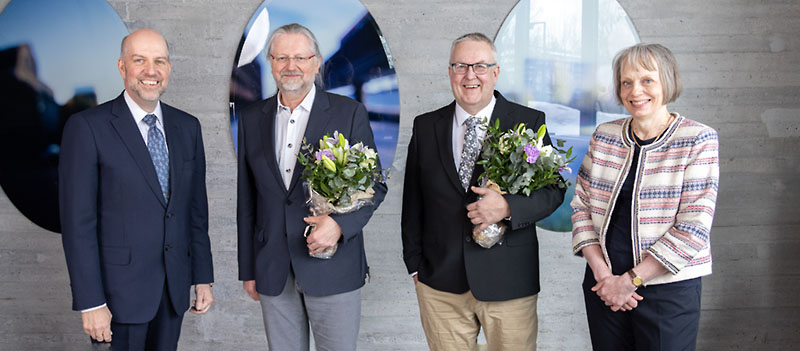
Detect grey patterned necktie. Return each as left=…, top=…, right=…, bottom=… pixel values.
left=458, top=116, right=480, bottom=191
left=143, top=114, right=170, bottom=201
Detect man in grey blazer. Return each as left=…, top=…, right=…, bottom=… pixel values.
left=237, top=23, right=386, bottom=351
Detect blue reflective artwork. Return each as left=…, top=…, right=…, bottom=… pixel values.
left=229, top=0, right=400, bottom=168
left=495, top=0, right=639, bottom=231
left=0, top=0, right=127, bottom=232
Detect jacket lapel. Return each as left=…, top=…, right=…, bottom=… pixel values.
left=258, top=96, right=287, bottom=194
left=109, top=94, right=168, bottom=207
left=434, top=102, right=464, bottom=193
left=468, top=91, right=513, bottom=188
left=288, top=89, right=332, bottom=194
left=162, top=104, right=182, bottom=209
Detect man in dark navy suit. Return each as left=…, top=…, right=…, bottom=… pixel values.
left=237, top=23, right=386, bottom=351
left=59, top=28, right=214, bottom=350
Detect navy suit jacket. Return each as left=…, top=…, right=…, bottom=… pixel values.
left=402, top=91, right=565, bottom=301
left=237, top=89, right=387, bottom=297
left=59, top=93, right=213, bottom=323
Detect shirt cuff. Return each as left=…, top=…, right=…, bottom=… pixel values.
left=81, top=303, right=106, bottom=313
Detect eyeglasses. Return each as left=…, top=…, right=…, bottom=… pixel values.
left=450, top=62, right=497, bottom=75
left=270, top=55, right=316, bottom=65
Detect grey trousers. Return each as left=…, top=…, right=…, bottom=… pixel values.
left=259, top=271, right=361, bottom=351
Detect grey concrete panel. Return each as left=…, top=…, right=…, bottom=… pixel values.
left=0, top=0, right=799, bottom=350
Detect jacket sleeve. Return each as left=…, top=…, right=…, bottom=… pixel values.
left=189, top=119, right=214, bottom=284
left=237, top=112, right=257, bottom=281
left=59, top=114, right=106, bottom=311
left=329, top=103, right=388, bottom=243
left=570, top=130, right=601, bottom=256
left=647, top=127, right=719, bottom=274
left=401, top=117, right=423, bottom=274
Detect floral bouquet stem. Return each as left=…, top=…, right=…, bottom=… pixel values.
left=473, top=178, right=508, bottom=248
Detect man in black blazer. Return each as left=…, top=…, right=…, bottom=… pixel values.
left=402, top=33, right=564, bottom=350
left=237, top=23, right=386, bottom=350
left=59, top=29, right=214, bottom=350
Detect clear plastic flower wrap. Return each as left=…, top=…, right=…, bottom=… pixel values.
left=303, top=183, right=375, bottom=259
left=472, top=179, right=507, bottom=248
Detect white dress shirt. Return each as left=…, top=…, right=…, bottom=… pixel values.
left=451, top=96, right=495, bottom=169
left=275, top=85, right=316, bottom=189
left=123, top=90, right=168, bottom=153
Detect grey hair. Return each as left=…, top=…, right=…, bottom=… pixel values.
left=612, top=43, right=682, bottom=105
left=450, top=32, right=497, bottom=62
left=266, top=23, right=324, bottom=88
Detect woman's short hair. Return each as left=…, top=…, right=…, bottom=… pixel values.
left=612, top=43, right=682, bottom=105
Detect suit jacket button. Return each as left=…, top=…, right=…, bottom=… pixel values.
left=286, top=199, right=292, bottom=206
left=166, top=212, right=173, bottom=218
left=465, top=235, right=472, bottom=242
left=164, top=245, right=171, bottom=252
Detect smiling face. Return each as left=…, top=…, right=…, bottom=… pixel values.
left=618, top=59, right=667, bottom=120
left=118, top=29, right=171, bottom=113
left=269, top=32, right=320, bottom=97
left=449, top=40, right=499, bottom=115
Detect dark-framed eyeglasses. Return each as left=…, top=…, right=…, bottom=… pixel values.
left=450, top=62, right=497, bottom=75
left=270, top=54, right=316, bottom=65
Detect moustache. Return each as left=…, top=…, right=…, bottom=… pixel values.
left=280, top=71, right=302, bottom=78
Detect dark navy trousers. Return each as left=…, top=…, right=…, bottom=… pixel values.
left=109, top=283, right=184, bottom=351
left=582, top=265, right=702, bottom=351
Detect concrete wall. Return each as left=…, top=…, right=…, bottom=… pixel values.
left=0, top=0, right=798, bottom=350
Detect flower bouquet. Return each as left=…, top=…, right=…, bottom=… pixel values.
left=473, top=121, right=574, bottom=248
left=297, top=131, right=384, bottom=259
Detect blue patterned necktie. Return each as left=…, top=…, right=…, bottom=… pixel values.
left=143, top=114, right=170, bottom=201
left=458, top=116, right=480, bottom=191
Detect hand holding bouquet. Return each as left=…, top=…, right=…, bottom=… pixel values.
left=473, top=121, right=574, bottom=248
left=297, top=131, right=384, bottom=258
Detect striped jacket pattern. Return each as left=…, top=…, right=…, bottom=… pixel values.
left=570, top=114, right=719, bottom=285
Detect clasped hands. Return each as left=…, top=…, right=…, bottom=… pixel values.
left=592, top=272, right=643, bottom=312
left=466, top=186, right=510, bottom=232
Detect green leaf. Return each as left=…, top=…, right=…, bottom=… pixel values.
left=536, top=124, right=547, bottom=141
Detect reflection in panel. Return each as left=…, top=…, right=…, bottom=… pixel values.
left=495, top=0, right=639, bottom=231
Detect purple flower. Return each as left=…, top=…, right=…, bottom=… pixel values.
left=558, top=167, right=572, bottom=174
left=524, top=144, right=539, bottom=163
left=316, top=150, right=334, bottom=161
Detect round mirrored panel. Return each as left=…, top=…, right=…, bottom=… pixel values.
left=495, top=0, right=639, bottom=231
left=229, top=0, right=400, bottom=167
left=0, top=0, right=128, bottom=232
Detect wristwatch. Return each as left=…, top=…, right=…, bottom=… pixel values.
left=626, top=269, right=643, bottom=289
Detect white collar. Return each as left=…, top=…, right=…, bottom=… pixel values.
left=277, top=84, right=316, bottom=113
left=454, top=96, right=496, bottom=126
left=123, top=90, right=163, bottom=125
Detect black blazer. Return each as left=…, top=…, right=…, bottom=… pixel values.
left=402, top=91, right=565, bottom=301
left=237, top=89, right=387, bottom=297
left=59, top=93, right=213, bottom=323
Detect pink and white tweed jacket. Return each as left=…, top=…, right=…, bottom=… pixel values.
left=571, top=114, right=719, bottom=285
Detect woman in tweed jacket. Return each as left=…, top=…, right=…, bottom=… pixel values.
left=570, top=44, right=719, bottom=351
